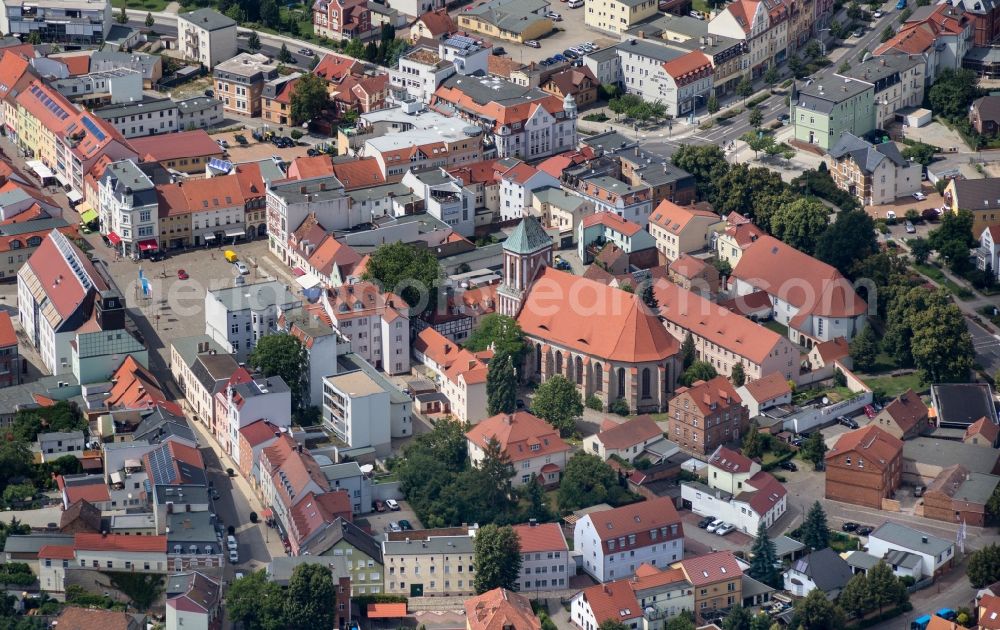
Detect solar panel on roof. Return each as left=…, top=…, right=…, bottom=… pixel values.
left=81, top=117, right=106, bottom=141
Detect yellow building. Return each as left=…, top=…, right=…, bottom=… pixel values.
left=15, top=81, right=70, bottom=171
left=945, top=177, right=1000, bottom=239
left=383, top=532, right=476, bottom=597
left=457, top=0, right=553, bottom=43
left=585, top=0, right=658, bottom=34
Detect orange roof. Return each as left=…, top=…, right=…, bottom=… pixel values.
left=16, top=81, right=76, bottom=137
left=487, top=54, right=525, bottom=79
left=980, top=594, right=1000, bottom=630
left=314, top=53, right=360, bottom=83
left=55, top=607, right=136, bottom=630
left=814, top=337, right=850, bottom=363
left=517, top=267, right=679, bottom=363
left=130, top=129, right=223, bottom=162
left=466, top=411, right=570, bottom=463
left=725, top=0, right=761, bottom=33
left=927, top=616, right=962, bottom=630
left=287, top=155, right=335, bottom=180
left=416, top=8, right=457, bottom=36
left=674, top=550, right=742, bottom=586
left=825, top=424, right=902, bottom=467
left=288, top=489, right=352, bottom=546
left=368, top=603, right=409, bottom=619
left=586, top=497, right=682, bottom=543
left=874, top=22, right=937, bottom=54
left=239, top=419, right=282, bottom=447
left=331, top=157, right=385, bottom=190
left=413, top=326, right=487, bottom=385
left=432, top=82, right=565, bottom=132
left=105, top=355, right=167, bottom=410
left=308, top=236, right=362, bottom=277
left=650, top=199, right=720, bottom=234
left=466, top=589, right=540, bottom=630
left=595, top=415, right=663, bottom=450
left=38, top=544, right=76, bottom=559
left=708, top=445, right=753, bottom=473
left=577, top=581, right=642, bottom=625
left=0, top=50, right=33, bottom=103
left=511, top=522, right=567, bottom=553
left=965, top=416, right=1000, bottom=443
left=733, top=234, right=867, bottom=319
left=675, top=376, right=742, bottom=416
left=669, top=254, right=709, bottom=278
left=581, top=211, right=643, bottom=236
left=164, top=174, right=245, bottom=215
left=234, top=162, right=266, bottom=200
left=630, top=565, right=688, bottom=591
left=0, top=311, right=16, bottom=347
left=741, top=372, right=791, bottom=402
left=74, top=533, right=166, bottom=553
left=662, top=51, right=712, bottom=82
left=60, top=53, right=92, bottom=75
left=501, top=162, right=540, bottom=185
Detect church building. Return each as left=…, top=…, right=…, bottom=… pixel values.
left=499, top=216, right=681, bottom=414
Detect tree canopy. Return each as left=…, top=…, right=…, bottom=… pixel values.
left=557, top=453, right=629, bottom=513
left=672, top=145, right=729, bottom=202
left=681, top=361, right=717, bottom=387
left=800, top=501, right=829, bottom=550
left=815, top=210, right=878, bottom=277
left=883, top=286, right=973, bottom=382
left=248, top=333, right=308, bottom=410
left=792, top=588, right=845, bottom=630
left=928, top=69, right=981, bottom=122
left=473, top=524, right=522, bottom=593
left=285, top=563, right=336, bottom=630
left=748, top=522, right=782, bottom=588
left=487, top=355, right=518, bottom=416
left=467, top=314, right=527, bottom=367
left=531, top=375, right=582, bottom=436
left=769, top=198, right=830, bottom=255
left=969, top=544, right=1000, bottom=588
left=362, top=242, right=442, bottom=313
left=290, top=73, right=329, bottom=125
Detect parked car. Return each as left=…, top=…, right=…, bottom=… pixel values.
left=374, top=500, right=386, bottom=512
left=385, top=499, right=400, bottom=510
left=886, top=209, right=897, bottom=219
left=689, top=10, right=704, bottom=18
left=568, top=0, right=582, bottom=7
left=842, top=522, right=859, bottom=532
left=873, top=9, right=883, bottom=17
left=854, top=28, right=865, bottom=36
left=553, top=54, right=567, bottom=62
left=217, top=139, right=229, bottom=149
left=913, top=191, right=927, bottom=201
left=777, top=113, right=790, bottom=124
left=546, top=11, right=562, bottom=19
left=779, top=460, right=798, bottom=471
left=234, top=262, right=249, bottom=275
left=864, top=404, right=877, bottom=419
left=177, top=269, right=189, bottom=280
left=856, top=526, right=873, bottom=536
left=227, top=535, right=238, bottom=550
left=697, top=515, right=716, bottom=528
left=706, top=519, right=725, bottom=533
left=493, top=46, right=506, bottom=55
left=234, top=134, right=248, bottom=145
left=389, top=521, right=402, bottom=533
left=905, top=221, right=916, bottom=233
left=399, top=519, right=413, bottom=531
left=914, top=485, right=924, bottom=497
left=838, top=415, right=859, bottom=429
left=715, top=523, right=736, bottom=536
left=563, top=50, right=578, bottom=59
left=298, top=48, right=314, bottom=56
left=525, top=40, right=541, bottom=48
left=229, top=550, right=239, bottom=563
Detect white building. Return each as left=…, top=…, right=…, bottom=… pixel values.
left=499, top=163, right=560, bottom=222
left=204, top=281, right=301, bottom=361
left=735, top=373, right=793, bottom=418
left=466, top=411, right=571, bottom=487
left=37, top=430, right=86, bottom=462
left=93, top=97, right=178, bottom=139
left=322, top=371, right=394, bottom=458
left=573, top=497, right=684, bottom=582
left=1, top=0, right=111, bottom=44
left=51, top=69, right=143, bottom=105
left=165, top=572, right=222, bottom=630
left=977, top=226, right=1000, bottom=277
left=393, top=46, right=456, bottom=102
left=400, top=168, right=476, bottom=236
left=266, top=176, right=356, bottom=265
left=217, top=373, right=292, bottom=462
left=176, top=96, right=224, bottom=131
left=865, top=522, right=956, bottom=579
left=178, top=8, right=238, bottom=69
left=99, top=160, right=159, bottom=258
left=320, top=283, right=411, bottom=375
left=583, top=415, right=672, bottom=463
left=826, top=132, right=921, bottom=206
left=439, top=34, right=489, bottom=75
left=320, top=460, right=375, bottom=514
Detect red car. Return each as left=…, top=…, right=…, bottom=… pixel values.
left=177, top=269, right=189, bottom=280
left=864, top=404, right=877, bottom=419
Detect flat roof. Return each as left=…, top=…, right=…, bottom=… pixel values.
left=932, top=383, right=997, bottom=427
left=903, top=438, right=1000, bottom=474
left=327, top=370, right=384, bottom=397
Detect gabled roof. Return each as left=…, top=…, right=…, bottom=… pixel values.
left=129, top=129, right=222, bottom=162
left=331, top=157, right=385, bottom=190
left=166, top=571, right=221, bottom=616
left=313, top=53, right=361, bottom=83
left=581, top=211, right=643, bottom=236
left=973, top=96, right=1000, bottom=123
left=54, top=607, right=139, bottom=630
left=577, top=580, right=642, bottom=625
left=741, top=373, right=791, bottom=403
left=868, top=521, right=952, bottom=555
left=707, top=446, right=753, bottom=473
left=416, top=8, right=457, bottom=36
left=511, top=522, right=568, bottom=553
left=239, top=419, right=282, bottom=448
left=60, top=499, right=102, bottom=532
left=979, top=594, right=1000, bottom=630
left=788, top=547, right=852, bottom=592
left=594, top=415, right=663, bottom=450
left=826, top=425, right=902, bottom=468
left=466, top=588, right=541, bottom=630
left=675, top=377, right=742, bottom=416
left=880, top=388, right=928, bottom=434
left=20, top=230, right=109, bottom=331
left=0, top=311, right=15, bottom=348
left=674, top=550, right=742, bottom=586
left=466, top=412, right=570, bottom=463
left=585, top=497, right=682, bottom=542
left=966, top=416, right=1000, bottom=444
left=74, top=533, right=166, bottom=553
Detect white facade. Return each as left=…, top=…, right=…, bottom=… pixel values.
left=266, top=177, right=357, bottom=265
left=1, top=0, right=111, bottom=43
left=519, top=547, right=571, bottom=590
left=866, top=525, right=955, bottom=578
left=387, top=0, right=445, bottom=18
left=322, top=371, right=393, bottom=457
left=978, top=227, right=1000, bottom=276
left=443, top=370, right=488, bottom=424
left=178, top=9, right=238, bottom=69
left=493, top=98, right=577, bottom=161
left=220, top=378, right=292, bottom=462
left=574, top=511, right=683, bottom=582
left=401, top=168, right=476, bottom=236
left=394, top=48, right=456, bottom=103
left=319, top=288, right=411, bottom=375
left=680, top=483, right=786, bottom=534
left=99, top=160, right=158, bottom=258
left=439, top=38, right=489, bottom=76
left=499, top=169, right=560, bottom=222
left=204, top=282, right=301, bottom=361
left=731, top=276, right=865, bottom=343
left=177, top=97, right=225, bottom=131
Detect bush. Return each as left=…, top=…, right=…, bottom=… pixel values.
left=608, top=398, right=630, bottom=416
left=585, top=395, right=604, bottom=411
left=583, top=113, right=608, bottom=122
left=290, top=129, right=303, bottom=140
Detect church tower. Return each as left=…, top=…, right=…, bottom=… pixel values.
left=498, top=216, right=553, bottom=317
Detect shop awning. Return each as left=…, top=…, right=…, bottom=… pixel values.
left=203, top=233, right=216, bottom=241
left=80, top=208, right=98, bottom=224
left=225, top=228, right=245, bottom=237
left=66, top=190, right=82, bottom=203
left=261, top=508, right=273, bottom=519
left=54, top=172, right=69, bottom=186
left=296, top=273, right=321, bottom=289
left=292, top=267, right=306, bottom=277
left=106, top=231, right=121, bottom=246
left=138, top=239, right=158, bottom=251
left=26, top=160, right=53, bottom=179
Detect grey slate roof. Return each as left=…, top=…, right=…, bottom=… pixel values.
left=950, top=179, right=1000, bottom=213
left=973, top=95, right=1000, bottom=123
left=94, top=97, right=176, bottom=121
left=534, top=186, right=588, bottom=210
left=903, top=438, right=1000, bottom=474
left=171, top=335, right=227, bottom=370
left=844, top=550, right=880, bottom=571
left=301, top=516, right=384, bottom=561
left=580, top=130, right=637, bottom=155
left=101, top=159, right=157, bottom=208
left=268, top=554, right=350, bottom=585
left=383, top=535, right=473, bottom=555
left=828, top=132, right=908, bottom=174
left=869, top=522, right=953, bottom=556
left=0, top=217, right=67, bottom=237
left=615, top=38, right=685, bottom=63
left=190, top=353, right=240, bottom=395
left=841, top=55, right=922, bottom=86
left=794, top=74, right=872, bottom=114
left=884, top=549, right=922, bottom=570
left=179, top=8, right=237, bottom=31
left=464, top=0, right=550, bottom=35
left=789, top=547, right=853, bottom=593
left=133, top=405, right=197, bottom=445
left=4, top=534, right=73, bottom=554
left=504, top=216, right=552, bottom=254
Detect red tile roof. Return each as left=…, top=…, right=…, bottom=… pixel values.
left=630, top=565, right=688, bottom=591
left=585, top=497, right=682, bottom=544
left=511, top=522, right=567, bottom=553
left=368, top=603, right=409, bottom=618
left=466, top=412, right=570, bottom=463
left=738, top=470, right=786, bottom=515
left=814, top=337, right=850, bottom=363
left=416, top=8, right=457, bottom=36
left=581, top=211, right=643, bottom=236
left=413, top=326, right=488, bottom=386
left=129, top=129, right=223, bottom=162
left=577, top=581, right=642, bottom=625
left=965, top=416, right=1000, bottom=444
left=466, top=588, right=541, bottom=630
left=38, top=544, right=76, bottom=559
left=517, top=267, right=679, bottom=363
left=0, top=311, right=16, bottom=348
left=825, top=425, right=902, bottom=468
left=881, top=389, right=928, bottom=435
left=980, top=594, right=1000, bottom=630
left=725, top=0, right=761, bottom=33
left=59, top=477, right=111, bottom=505
left=24, top=230, right=109, bottom=326
left=674, top=550, right=742, bottom=586
left=74, top=533, right=167, bottom=553
left=594, top=415, right=663, bottom=450
left=669, top=254, right=709, bottom=278
left=662, top=51, right=712, bottom=83
left=676, top=377, right=743, bottom=417
left=331, top=157, right=385, bottom=190
left=314, top=53, right=361, bottom=83
left=239, top=420, right=282, bottom=448
left=708, top=446, right=753, bottom=473
left=741, top=373, right=791, bottom=403
left=287, top=155, right=335, bottom=180
left=105, top=355, right=167, bottom=410
left=288, top=489, right=352, bottom=546
left=55, top=607, right=137, bottom=630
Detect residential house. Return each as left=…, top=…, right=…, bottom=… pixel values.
left=261, top=73, right=300, bottom=127
left=841, top=56, right=925, bottom=129
left=319, top=282, right=411, bottom=375
left=871, top=389, right=929, bottom=440
left=236, top=419, right=281, bottom=484
left=573, top=497, right=684, bottom=582
left=466, top=411, right=570, bottom=487
left=498, top=162, right=560, bottom=222
left=402, top=168, right=476, bottom=236
left=130, top=130, right=223, bottom=176
left=585, top=0, right=657, bottom=33
left=0, top=0, right=111, bottom=44
left=571, top=565, right=693, bottom=630
left=177, top=8, right=237, bottom=69
left=299, top=517, right=384, bottom=594
left=176, top=96, right=224, bottom=131
left=511, top=523, right=571, bottom=591
left=971, top=95, right=1000, bottom=138
left=0, top=217, right=77, bottom=285
left=266, top=176, right=358, bottom=265
left=312, top=0, right=373, bottom=41
left=825, top=425, right=903, bottom=509
left=540, top=67, right=598, bottom=108
left=574, top=177, right=653, bottom=229
left=213, top=53, right=279, bottom=117
left=667, top=376, right=749, bottom=456
left=707, top=0, right=782, bottom=80
left=93, top=97, right=178, bottom=139
left=714, top=212, right=765, bottom=267
left=213, top=369, right=292, bottom=462
left=866, top=522, right=955, bottom=578
left=680, top=446, right=787, bottom=533
left=648, top=201, right=723, bottom=264
left=873, top=5, right=972, bottom=82
left=532, top=186, right=594, bottom=239
left=826, top=132, right=921, bottom=205
left=921, top=463, right=1000, bottom=527
left=322, top=370, right=401, bottom=458
left=735, top=373, right=792, bottom=418
left=411, top=9, right=456, bottom=41
left=783, top=548, right=853, bottom=599
left=965, top=417, right=1000, bottom=448
left=790, top=74, right=875, bottom=150
left=576, top=211, right=657, bottom=267
left=977, top=226, right=1000, bottom=277
left=52, top=608, right=142, bottom=630
left=668, top=255, right=720, bottom=297
left=37, top=431, right=86, bottom=462
left=383, top=531, right=477, bottom=596
left=944, top=177, right=1000, bottom=239
left=204, top=281, right=300, bottom=361
left=583, top=415, right=668, bottom=463
left=165, top=571, right=222, bottom=630
left=467, top=588, right=541, bottom=630
left=456, top=0, right=552, bottom=43
left=671, top=551, right=742, bottom=623
left=413, top=326, right=488, bottom=423
left=98, top=159, right=159, bottom=259
left=0, top=311, right=19, bottom=388
left=619, top=149, right=697, bottom=208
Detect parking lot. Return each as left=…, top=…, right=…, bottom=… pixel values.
left=678, top=510, right=753, bottom=554
left=362, top=500, right=424, bottom=534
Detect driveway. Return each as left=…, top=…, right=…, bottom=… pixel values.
left=365, top=501, right=424, bottom=534
left=678, top=510, right=753, bottom=554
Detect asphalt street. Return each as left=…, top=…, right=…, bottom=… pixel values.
left=968, top=317, right=1000, bottom=374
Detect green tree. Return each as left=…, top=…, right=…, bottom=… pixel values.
left=226, top=570, right=287, bottom=629
left=902, top=141, right=936, bottom=166
left=12, top=401, right=84, bottom=443
left=769, top=198, right=830, bottom=255
left=681, top=332, right=696, bottom=370
left=763, top=65, right=779, bottom=89
left=248, top=333, right=308, bottom=410
left=26, top=31, right=41, bottom=45
left=608, top=398, right=630, bottom=416
left=144, top=12, right=154, bottom=27
left=642, top=284, right=659, bottom=312
left=586, top=395, right=604, bottom=411
left=867, top=561, right=908, bottom=615
left=521, top=474, right=552, bottom=522
left=116, top=5, right=127, bottom=23
left=2, top=483, right=33, bottom=505
left=849, top=324, right=880, bottom=372
left=707, top=94, right=720, bottom=115
left=880, top=24, right=894, bottom=41
left=929, top=209, right=974, bottom=272
left=928, top=68, right=980, bottom=122
left=712, top=164, right=790, bottom=230
left=285, top=563, right=335, bottom=630
left=681, top=361, right=717, bottom=387
left=748, top=107, right=764, bottom=130
left=665, top=612, right=696, bottom=630
left=907, top=290, right=974, bottom=382
left=477, top=438, right=514, bottom=510
left=672, top=144, right=730, bottom=202
left=290, top=72, right=328, bottom=125
left=0, top=441, right=32, bottom=483
left=598, top=622, right=630, bottom=630
left=487, top=355, right=518, bottom=416
left=723, top=606, right=754, bottom=630
left=969, top=544, right=1000, bottom=588
left=277, top=42, right=293, bottom=63
left=909, top=237, right=932, bottom=265
left=748, top=521, right=782, bottom=588
left=839, top=572, right=872, bottom=620
left=742, top=423, right=764, bottom=460
left=344, top=38, right=364, bottom=59
left=362, top=241, right=441, bottom=313
left=467, top=314, right=527, bottom=368
left=248, top=31, right=262, bottom=50
left=557, top=453, right=626, bottom=512
left=800, top=501, right=829, bottom=550
left=741, top=131, right=776, bottom=159
left=816, top=210, right=879, bottom=276
left=473, top=524, right=522, bottom=593
left=731, top=362, right=746, bottom=387
left=801, top=433, right=828, bottom=470
left=260, top=0, right=280, bottom=26
left=531, top=375, right=583, bottom=436
left=737, top=76, right=753, bottom=103
left=792, top=588, right=846, bottom=630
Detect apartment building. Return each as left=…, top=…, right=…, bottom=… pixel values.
left=93, top=97, right=178, bottom=139
left=671, top=552, right=743, bottom=623
left=401, top=168, right=476, bottom=236
left=261, top=73, right=300, bottom=127
left=130, top=130, right=223, bottom=176
left=512, top=523, right=571, bottom=591
left=585, top=0, right=658, bottom=34
left=667, top=376, right=749, bottom=456
left=98, top=160, right=159, bottom=259
left=572, top=566, right=692, bottom=630
left=0, top=217, right=74, bottom=283
left=574, top=498, right=684, bottom=582
left=176, top=96, right=224, bottom=130
left=383, top=532, right=477, bottom=596
left=213, top=370, right=292, bottom=461
left=412, top=326, right=488, bottom=424
left=0, top=312, right=19, bottom=388
left=944, top=177, right=1000, bottom=239
left=826, top=133, right=921, bottom=206
left=576, top=211, right=656, bottom=265
left=707, top=0, right=775, bottom=79
left=574, top=176, right=653, bottom=228
left=647, top=201, right=722, bottom=263
left=322, top=370, right=398, bottom=458
left=825, top=425, right=903, bottom=509
left=320, top=282, right=411, bottom=375
left=1, top=0, right=111, bottom=44
left=394, top=45, right=457, bottom=103
left=266, top=176, right=355, bottom=265
left=498, top=163, right=560, bottom=223
left=661, top=51, right=714, bottom=118
left=841, top=55, right=925, bottom=129
left=204, top=281, right=301, bottom=361
left=213, top=53, right=279, bottom=117
left=177, top=8, right=237, bottom=69
left=791, top=74, right=875, bottom=150
left=466, top=411, right=570, bottom=487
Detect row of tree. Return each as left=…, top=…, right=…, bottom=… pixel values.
left=226, top=564, right=339, bottom=630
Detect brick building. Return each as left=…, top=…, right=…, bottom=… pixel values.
left=667, top=376, right=748, bottom=456
left=921, top=463, right=1000, bottom=527
left=824, top=425, right=902, bottom=509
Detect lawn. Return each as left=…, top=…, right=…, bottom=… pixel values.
left=116, top=0, right=170, bottom=11
left=763, top=319, right=789, bottom=337
left=691, top=0, right=711, bottom=13
left=913, top=263, right=975, bottom=300
left=862, top=371, right=925, bottom=399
